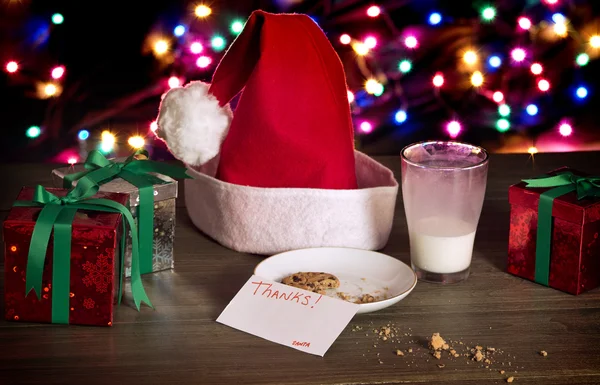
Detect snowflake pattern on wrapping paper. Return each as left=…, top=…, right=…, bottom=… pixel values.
left=82, top=254, right=112, bottom=293
left=83, top=298, right=95, bottom=309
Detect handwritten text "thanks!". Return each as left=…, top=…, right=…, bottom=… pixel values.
left=251, top=281, right=323, bottom=308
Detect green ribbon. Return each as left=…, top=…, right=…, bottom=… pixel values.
left=522, top=171, right=600, bottom=285
left=63, top=150, right=190, bottom=275
left=13, top=180, right=152, bottom=324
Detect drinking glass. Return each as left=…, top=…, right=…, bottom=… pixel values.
left=401, top=141, right=489, bottom=284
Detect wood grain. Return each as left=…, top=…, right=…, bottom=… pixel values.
left=1, top=152, right=600, bottom=385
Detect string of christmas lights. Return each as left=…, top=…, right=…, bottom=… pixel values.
left=4, top=1, right=600, bottom=161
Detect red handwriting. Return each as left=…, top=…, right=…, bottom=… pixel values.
left=251, top=281, right=323, bottom=309
left=292, top=340, right=311, bottom=348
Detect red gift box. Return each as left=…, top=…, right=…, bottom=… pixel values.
left=3, top=187, right=129, bottom=326
left=507, top=167, right=600, bottom=295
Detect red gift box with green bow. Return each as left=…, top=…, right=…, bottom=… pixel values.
left=508, top=167, right=600, bottom=295
left=3, top=180, right=152, bottom=326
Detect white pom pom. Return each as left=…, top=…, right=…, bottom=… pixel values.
left=156, top=81, right=232, bottom=166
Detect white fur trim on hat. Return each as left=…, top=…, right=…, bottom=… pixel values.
left=184, top=151, right=399, bottom=255
left=156, top=81, right=232, bottom=167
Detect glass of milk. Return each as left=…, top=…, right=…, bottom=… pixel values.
left=401, top=141, right=488, bottom=284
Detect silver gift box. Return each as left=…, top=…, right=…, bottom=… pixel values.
left=52, top=164, right=178, bottom=277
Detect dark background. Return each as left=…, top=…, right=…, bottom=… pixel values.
left=1, top=0, right=599, bottom=163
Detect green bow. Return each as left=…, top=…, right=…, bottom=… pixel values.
left=13, top=179, right=152, bottom=324
left=522, top=171, right=600, bottom=286
left=63, top=149, right=190, bottom=274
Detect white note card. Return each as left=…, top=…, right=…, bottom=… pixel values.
left=216, top=275, right=360, bottom=356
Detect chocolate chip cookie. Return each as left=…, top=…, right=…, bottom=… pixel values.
left=281, top=272, right=340, bottom=294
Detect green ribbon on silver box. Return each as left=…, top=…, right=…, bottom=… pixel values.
left=12, top=178, right=152, bottom=324
left=62, top=149, right=191, bottom=275
left=522, top=171, right=600, bottom=286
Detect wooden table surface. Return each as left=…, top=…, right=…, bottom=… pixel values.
left=1, top=152, right=600, bottom=385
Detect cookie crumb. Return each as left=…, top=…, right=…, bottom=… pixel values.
left=500, top=370, right=505, bottom=374
left=487, top=347, right=496, bottom=352
left=395, top=350, right=404, bottom=356
left=430, top=333, right=447, bottom=351
left=437, top=364, right=446, bottom=369
left=539, top=350, right=548, bottom=357
left=408, top=348, right=413, bottom=353
left=506, top=376, right=515, bottom=383
left=433, top=351, right=442, bottom=360
left=473, top=350, right=484, bottom=362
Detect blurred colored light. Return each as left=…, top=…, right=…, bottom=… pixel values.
left=352, top=42, right=369, bottom=55
left=526, top=104, right=538, bottom=116
left=128, top=136, right=146, bottom=149
left=195, top=5, right=212, bottom=17
left=428, top=12, right=442, bottom=25
left=528, top=146, right=538, bottom=155
left=231, top=20, right=244, bottom=34
left=340, top=34, right=351, bottom=45
left=359, top=121, right=373, bottom=133
left=398, top=59, right=412, bottom=73
left=576, top=86, right=588, bottom=99
left=496, top=119, right=510, bottom=132
left=498, top=104, right=511, bottom=117
left=394, top=110, right=407, bottom=124
left=366, top=6, right=381, bottom=17
left=365, top=79, right=384, bottom=96
left=552, top=13, right=565, bottom=24
left=51, top=66, right=65, bottom=79
left=543, top=0, right=558, bottom=4
left=174, top=25, right=186, bottom=37
left=576, top=53, right=589, bottom=66
left=196, top=56, right=212, bottom=68
left=101, top=130, right=115, bottom=145
left=590, top=35, right=600, bottom=48
left=154, top=40, right=169, bottom=55
left=150, top=121, right=158, bottom=132
left=404, top=36, right=418, bottom=49
left=347, top=90, right=355, bottom=103
left=518, top=17, right=531, bottom=30
left=99, top=142, right=113, bottom=154
left=553, top=22, right=567, bottom=37
left=463, top=50, right=478, bottom=65
left=481, top=7, right=496, bottom=21
left=6, top=61, right=19, bottom=74
left=433, top=73, right=444, bottom=87
left=51, top=13, right=64, bottom=25
left=68, top=157, right=78, bottom=165
left=471, top=71, right=484, bottom=87
left=530, top=63, right=543, bottom=75
left=44, top=83, right=57, bottom=96
left=511, top=48, right=526, bottom=62
left=446, top=120, right=462, bottom=138
left=538, top=79, right=550, bottom=92
left=488, top=55, right=502, bottom=68
left=492, top=91, right=504, bottom=103
left=364, top=36, right=377, bottom=49
left=168, top=76, right=181, bottom=88
left=26, top=126, right=41, bottom=138
left=78, top=129, right=90, bottom=141
left=190, top=42, right=203, bottom=54
left=6, top=61, right=18, bottom=73
left=559, top=123, right=572, bottom=136
left=211, top=36, right=226, bottom=51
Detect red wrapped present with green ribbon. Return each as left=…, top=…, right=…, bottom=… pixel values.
left=52, top=149, right=190, bottom=277
left=508, top=167, right=600, bottom=295
left=3, top=178, right=152, bottom=326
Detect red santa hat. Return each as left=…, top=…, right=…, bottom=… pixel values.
left=156, top=10, right=398, bottom=254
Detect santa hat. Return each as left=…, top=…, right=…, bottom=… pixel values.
left=156, top=10, right=398, bottom=254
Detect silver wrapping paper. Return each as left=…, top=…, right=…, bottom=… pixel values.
left=52, top=164, right=178, bottom=277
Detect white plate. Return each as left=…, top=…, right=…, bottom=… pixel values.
left=254, top=247, right=417, bottom=314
